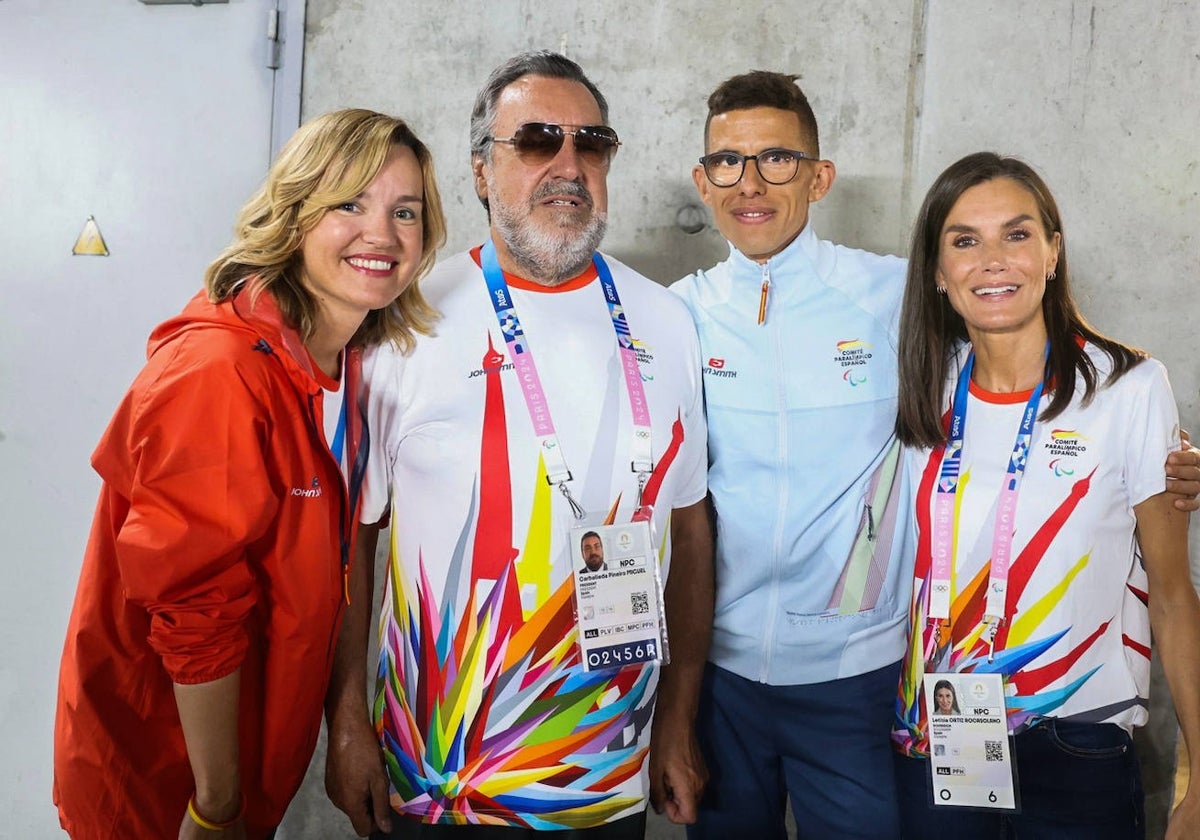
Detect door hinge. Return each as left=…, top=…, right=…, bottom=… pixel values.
left=266, top=7, right=282, bottom=69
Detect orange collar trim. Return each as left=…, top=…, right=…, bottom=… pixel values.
left=470, top=245, right=597, bottom=293
left=968, top=380, right=1037, bottom=405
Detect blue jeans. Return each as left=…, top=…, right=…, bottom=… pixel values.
left=688, top=661, right=902, bottom=840
left=896, top=718, right=1144, bottom=839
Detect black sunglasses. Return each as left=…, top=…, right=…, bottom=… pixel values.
left=488, top=122, right=621, bottom=165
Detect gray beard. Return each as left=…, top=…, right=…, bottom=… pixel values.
left=489, top=179, right=607, bottom=285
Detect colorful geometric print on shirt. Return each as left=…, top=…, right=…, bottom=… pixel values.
left=893, top=343, right=1179, bottom=758
left=362, top=249, right=708, bottom=826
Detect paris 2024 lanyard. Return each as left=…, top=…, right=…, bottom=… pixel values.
left=479, top=239, right=655, bottom=519
left=927, top=345, right=1048, bottom=661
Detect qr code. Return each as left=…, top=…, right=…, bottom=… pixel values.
left=984, top=740, right=1004, bottom=762
left=631, top=591, right=650, bottom=615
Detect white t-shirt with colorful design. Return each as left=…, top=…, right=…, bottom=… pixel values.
left=894, top=342, right=1179, bottom=757
left=361, top=248, right=708, bottom=826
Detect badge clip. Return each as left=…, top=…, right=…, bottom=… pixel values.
left=557, top=481, right=587, bottom=521
left=984, top=616, right=1002, bottom=662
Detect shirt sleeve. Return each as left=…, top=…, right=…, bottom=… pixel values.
left=359, top=343, right=400, bottom=525
left=1121, top=357, right=1181, bottom=507
left=109, top=336, right=279, bottom=684
left=668, top=302, right=709, bottom=509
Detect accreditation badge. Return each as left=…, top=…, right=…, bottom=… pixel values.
left=570, top=521, right=667, bottom=672
left=923, top=673, right=1019, bottom=812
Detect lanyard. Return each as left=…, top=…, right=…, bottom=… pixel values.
left=928, top=347, right=1046, bottom=659
left=479, top=239, right=654, bottom=519
left=330, top=389, right=347, bottom=467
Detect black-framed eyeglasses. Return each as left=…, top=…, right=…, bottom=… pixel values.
left=487, top=123, right=621, bottom=166
left=698, top=148, right=816, bottom=187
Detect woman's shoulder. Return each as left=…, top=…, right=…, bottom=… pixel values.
left=1081, top=340, right=1164, bottom=391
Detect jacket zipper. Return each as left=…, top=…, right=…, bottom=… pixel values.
left=757, top=262, right=771, bottom=326
left=760, top=262, right=787, bottom=681
left=306, top=386, right=353, bottom=673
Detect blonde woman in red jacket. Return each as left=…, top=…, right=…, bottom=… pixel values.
left=53, top=108, right=446, bottom=840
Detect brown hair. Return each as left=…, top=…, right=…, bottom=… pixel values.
left=704, top=70, right=820, bottom=155
left=895, top=152, right=1143, bottom=448
left=205, top=108, right=447, bottom=351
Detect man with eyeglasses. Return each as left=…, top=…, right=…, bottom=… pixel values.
left=668, top=70, right=909, bottom=839
left=324, top=51, right=713, bottom=840
left=669, top=70, right=1200, bottom=840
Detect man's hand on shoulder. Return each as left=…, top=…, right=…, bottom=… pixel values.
left=1167, top=428, right=1200, bottom=512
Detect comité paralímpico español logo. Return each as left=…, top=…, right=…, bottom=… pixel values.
left=835, top=339, right=872, bottom=386
left=1045, top=429, right=1089, bottom=476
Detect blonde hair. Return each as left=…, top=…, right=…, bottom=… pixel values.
left=204, top=108, right=447, bottom=351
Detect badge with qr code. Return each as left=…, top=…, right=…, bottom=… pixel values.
left=922, top=673, right=1018, bottom=812
left=570, top=521, right=666, bottom=672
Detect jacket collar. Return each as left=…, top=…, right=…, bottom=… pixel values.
left=724, top=224, right=831, bottom=295
left=230, top=284, right=326, bottom=389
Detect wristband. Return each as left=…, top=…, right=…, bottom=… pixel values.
left=187, top=792, right=245, bottom=832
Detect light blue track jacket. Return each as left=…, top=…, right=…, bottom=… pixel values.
left=672, top=226, right=916, bottom=685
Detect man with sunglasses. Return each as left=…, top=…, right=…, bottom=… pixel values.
left=325, top=51, right=713, bottom=840
left=670, top=70, right=1200, bottom=840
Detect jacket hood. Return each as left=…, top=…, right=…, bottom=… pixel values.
left=148, top=286, right=323, bottom=387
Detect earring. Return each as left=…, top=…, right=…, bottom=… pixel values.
left=1046, top=271, right=1056, bottom=281
left=936, top=286, right=947, bottom=295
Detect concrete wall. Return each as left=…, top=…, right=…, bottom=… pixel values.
left=291, top=1, right=1199, bottom=837
left=302, top=0, right=1198, bottom=434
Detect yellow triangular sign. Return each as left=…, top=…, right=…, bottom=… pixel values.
left=73, top=216, right=110, bottom=256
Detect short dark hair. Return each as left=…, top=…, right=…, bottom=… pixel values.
left=580, top=530, right=601, bottom=548
left=469, top=51, right=609, bottom=160
left=704, top=70, right=820, bottom=156
left=895, top=152, right=1143, bottom=448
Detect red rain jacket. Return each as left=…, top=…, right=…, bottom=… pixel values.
left=54, top=289, right=367, bottom=838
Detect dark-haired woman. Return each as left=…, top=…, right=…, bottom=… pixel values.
left=891, top=152, right=1199, bottom=839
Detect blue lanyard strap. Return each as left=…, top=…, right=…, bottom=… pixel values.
left=929, top=344, right=1047, bottom=658
left=479, top=240, right=654, bottom=516
left=330, top=391, right=347, bottom=467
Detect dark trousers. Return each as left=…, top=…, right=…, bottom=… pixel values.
left=688, top=660, right=903, bottom=840
left=896, top=718, right=1144, bottom=839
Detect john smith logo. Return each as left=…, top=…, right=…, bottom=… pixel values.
left=1044, top=428, right=1089, bottom=466
left=467, top=343, right=514, bottom=379
left=291, top=476, right=322, bottom=498
left=834, top=339, right=872, bottom=383
left=704, top=356, right=737, bottom=378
